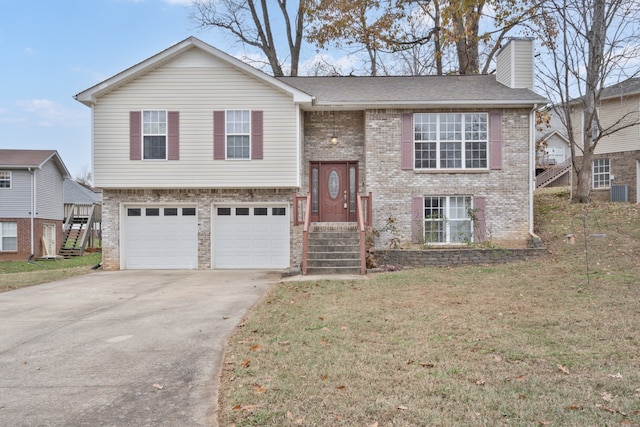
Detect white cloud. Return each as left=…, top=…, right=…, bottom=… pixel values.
left=163, top=0, right=194, bottom=5
left=15, top=99, right=84, bottom=128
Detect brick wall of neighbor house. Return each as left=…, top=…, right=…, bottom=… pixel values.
left=101, top=189, right=298, bottom=270
left=365, top=108, right=532, bottom=249
left=575, top=151, right=640, bottom=203
left=300, top=111, right=366, bottom=194
left=0, top=218, right=62, bottom=261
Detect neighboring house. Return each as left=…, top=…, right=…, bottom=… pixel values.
left=570, top=78, right=640, bottom=202
left=0, top=149, right=70, bottom=260
left=74, top=37, right=545, bottom=271
left=535, top=106, right=572, bottom=188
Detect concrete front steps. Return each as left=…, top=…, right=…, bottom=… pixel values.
left=306, top=222, right=363, bottom=275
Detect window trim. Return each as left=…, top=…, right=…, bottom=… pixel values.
left=226, top=109, right=251, bottom=160
left=142, top=109, right=168, bottom=161
left=421, top=195, right=474, bottom=244
left=592, top=158, right=610, bottom=189
left=0, top=171, right=11, bottom=189
left=0, top=221, right=18, bottom=251
left=413, top=112, right=489, bottom=171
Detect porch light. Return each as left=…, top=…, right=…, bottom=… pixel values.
left=330, top=136, right=338, bottom=145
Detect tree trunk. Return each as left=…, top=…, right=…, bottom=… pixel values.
left=574, top=153, right=593, bottom=203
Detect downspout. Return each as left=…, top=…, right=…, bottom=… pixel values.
left=29, top=167, right=35, bottom=258
left=529, top=104, right=539, bottom=240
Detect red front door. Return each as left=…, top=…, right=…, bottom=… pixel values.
left=311, top=162, right=357, bottom=222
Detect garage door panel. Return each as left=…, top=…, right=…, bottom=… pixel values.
left=124, top=206, right=198, bottom=270
left=214, top=206, right=289, bottom=269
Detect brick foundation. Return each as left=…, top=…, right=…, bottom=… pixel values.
left=0, top=218, right=63, bottom=261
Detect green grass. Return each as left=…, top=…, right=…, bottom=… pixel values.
left=0, top=253, right=101, bottom=292
left=218, top=191, right=640, bottom=426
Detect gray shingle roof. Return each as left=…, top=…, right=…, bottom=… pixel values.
left=600, top=77, right=640, bottom=99
left=63, top=179, right=101, bottom=205
left=0, top=149, right=71, bottom=178
left=278, top=75, right=546, bottom=107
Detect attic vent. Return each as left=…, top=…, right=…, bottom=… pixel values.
left=610, top=185, right=629, bottom=202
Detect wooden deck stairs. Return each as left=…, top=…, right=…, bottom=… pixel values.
left=536, top=158, right=572, bottom=188
left=60, top=204, right=97, bottom=258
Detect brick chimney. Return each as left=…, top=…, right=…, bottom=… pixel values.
left=496, top=38, right=534, bottom=90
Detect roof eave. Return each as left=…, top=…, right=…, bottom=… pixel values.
left=308, top=99, right=546, bottom=109
left=74, top=37, right=313, bottom=107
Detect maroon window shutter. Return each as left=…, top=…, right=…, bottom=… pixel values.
left=411, top=196, right=423, bottom=243
left=129, top=111, right=142, bottom=160
left=251, top=110, right=263, bottom=160
left=473, top=196, right=486, bottom=243
left=401, top=113, right=413, bottom=170
left=167, top=111, right=179, bottom=160
left=490, top=111, right=503, bottom=170
left=214, top=111, right=225, bottom=160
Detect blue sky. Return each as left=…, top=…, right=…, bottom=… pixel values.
left=0, top=0, right=262, bottom=178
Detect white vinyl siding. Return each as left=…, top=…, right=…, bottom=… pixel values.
left=572, top=95, right=640, bottom=155
left=35, top=161, right=64, bottom=220
left=92, top=48, right=299, bottom=189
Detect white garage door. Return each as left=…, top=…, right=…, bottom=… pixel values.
left=213, top=205, right=289, bottom=269
left=123, top=206, right=198, bottom=269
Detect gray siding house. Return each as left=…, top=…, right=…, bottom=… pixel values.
left=75, top=37, right=545, bottom=272
left=0, top=149, right=70, bottom=260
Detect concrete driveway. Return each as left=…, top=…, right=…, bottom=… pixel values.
left=0, top=270, right=278, bottom=426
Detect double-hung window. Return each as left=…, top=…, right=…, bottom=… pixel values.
left=226, top=110, right=251, bottom=159
left=423, top=196, right=473, bottom=244
left=0, top=171, right=10, bottom=188
left=0, top=222, right=17, bottom=251
left=592, top=158, right=610, bottom=189
left=414, top=113, right=488, bottom=170
left=143, top=110, right=167, bottom=160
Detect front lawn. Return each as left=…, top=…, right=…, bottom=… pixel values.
left=0, top=253, right=102, bottom=292
left=218, top=191, right=640, bottom=426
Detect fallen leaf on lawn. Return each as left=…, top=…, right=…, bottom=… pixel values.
left=621, top=419, right=631, bottom=425
left=252, top=384, right=266, bottom=394
left=152, top=383, right=163, bottom=390
left=369, top=422, right=378, bottom=427
left=286, top=411, right=304, bottom=424
left=250, top=344, right=261, bottom=352
left=340, top=325, right=348, bottom=331
left=607, top=373, right=623, bottom=379
left=320, top=375, right=328, bottom=381
left=557, top=364, right=570, bottom=375
left=475, top=380, right=485, bottom=386
left=398, top=405, right=408, bottom=411
left=595, top=403, right=617, bottom=414
left=407, top=360, right=414, bottom=365
left=321, top=327, right=331, bottom=332
left=232, top=404, right=242, bottom=411
left=241, top=358, right=251, bottom=368
left=278, top=341, right=290, bottom=345
left=494, top=355, right=503, bottom=362
left=516, top=375, right=528, bottom=382
left=336, top=385, right=346, bottom=390
left=538, top=421, right=551, bottom=426
left=601, top=392, right=614, bottom=402
left=419, top=363, right=434, bottom=368
left=567, top=404, right=581, bottom=410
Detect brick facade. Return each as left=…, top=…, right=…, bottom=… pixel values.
left=300, top=108, right=534, bottom=250
left=575, top=151, right=640, bottom=203
left=0, top=218, right=63, bottom=261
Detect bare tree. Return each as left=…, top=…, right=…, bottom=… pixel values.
left=536, top=0, right=640, bottom=202
left=76, top=165, right=93, bottom=187
left=191, top=0, right=306, bottom=76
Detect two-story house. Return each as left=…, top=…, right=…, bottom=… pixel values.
left=570, top=78, right=640, bottom=202
left=0, top=149, right=70, bottom=261
left=75, top=37, right=545, bottom=271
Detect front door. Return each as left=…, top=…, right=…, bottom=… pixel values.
left=311, top=162, right=358, bottom=222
